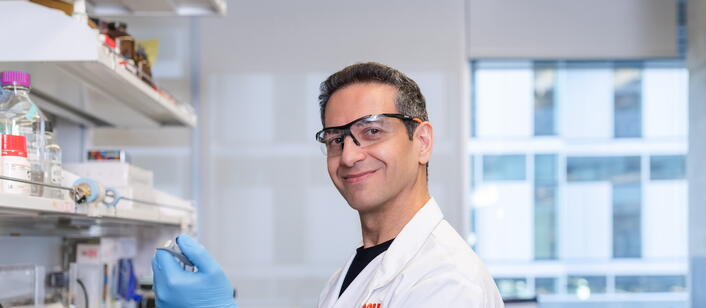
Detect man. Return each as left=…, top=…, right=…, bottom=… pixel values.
left=152, top=62, right=504, bottom=308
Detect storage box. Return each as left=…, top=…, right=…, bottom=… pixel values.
left=153, top=189, right=193, bottom=210
left=64, top=162, right=154, bottom=188
left=114, top=184, right=156, bottom=209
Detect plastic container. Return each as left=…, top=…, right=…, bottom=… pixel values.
left=2, top=134, right=31, bottom=195
left=0, top=71, right=48, bottom=197
left=0, top=264, right=45, bottom=307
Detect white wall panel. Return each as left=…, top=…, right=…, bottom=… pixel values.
left=305, top=186, right=360, bottom=267
left=560, top=183, right=612, bottom=260
left=475, top=68, right=533, bottom=137
left=643, top=69, right=689, bottom=139
left=560, top=68, right=613, bottom=139
left=207, top=74, right=275, bottom=145
left=474, top=183, right=533, bottom=261
left=643, top=182, right=688, bottom=259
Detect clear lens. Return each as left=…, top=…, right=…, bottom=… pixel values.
left=317, top=114, right=401, bottom=157
left=318, top=128, right=344, bottom=156
left=351, top=116, right=390, bottom=143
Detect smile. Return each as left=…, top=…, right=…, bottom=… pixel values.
left=343, top=169, right=378, bottom=184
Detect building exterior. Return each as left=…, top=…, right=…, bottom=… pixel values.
left=469, top=60, right=689, bottom=307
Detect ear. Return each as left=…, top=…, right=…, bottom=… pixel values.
left=414, top=122, right=433, bottom=165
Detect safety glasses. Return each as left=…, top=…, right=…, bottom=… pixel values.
left=315, top=113, right=422, bottom=157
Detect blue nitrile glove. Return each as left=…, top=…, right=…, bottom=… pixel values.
left=152, top=234, right=237, bottom=308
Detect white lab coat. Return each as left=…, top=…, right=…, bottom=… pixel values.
left=317, top=197, right=504, bottom=308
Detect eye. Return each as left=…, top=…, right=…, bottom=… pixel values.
left=364, top=128, right=381, bottom=136
left=326, top=136, right=344, bottom=146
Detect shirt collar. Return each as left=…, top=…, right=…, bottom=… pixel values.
left=371, top=196, right=444, bottom=287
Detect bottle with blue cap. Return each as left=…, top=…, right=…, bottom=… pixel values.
left=0, top=71, right=48, bottom=196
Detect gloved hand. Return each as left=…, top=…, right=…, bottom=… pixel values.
left=152, top=233, right=237, bottom=308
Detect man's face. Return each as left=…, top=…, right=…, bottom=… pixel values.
left=324, top=82, right=421, bottom=213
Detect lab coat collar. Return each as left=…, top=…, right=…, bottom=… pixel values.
left=372, top=196, right=443, bottom=288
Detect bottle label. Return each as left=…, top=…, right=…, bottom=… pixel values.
left=3, top=160, right=30, bottom=194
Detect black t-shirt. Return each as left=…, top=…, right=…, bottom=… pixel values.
left=339, top=238, right=395, bottom=297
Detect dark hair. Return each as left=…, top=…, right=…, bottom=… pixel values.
left=318, top=62, right=429, bottom=140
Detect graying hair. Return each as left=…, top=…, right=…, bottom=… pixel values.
left=318, top=62, right=429, bottom=139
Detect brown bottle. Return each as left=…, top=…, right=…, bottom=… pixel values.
left=110, top=22, right=135, bottom=61
left=135, top=46, right=154, bottom=87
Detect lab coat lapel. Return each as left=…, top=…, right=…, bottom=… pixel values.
left=369, top=197, right=444, bottom=289
left=319, top=197, right=445, bottom=308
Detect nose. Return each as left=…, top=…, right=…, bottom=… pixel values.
left=339, top=135, right=365, bottom=167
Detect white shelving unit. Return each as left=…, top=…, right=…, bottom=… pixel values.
left=0, top=192, right=195, bottom=232
left=87, top=0, right=227, bottom=17
left=0, top=3, right=199, bottom=304
left=0, top=1, right=197, bottom=233
left=0, top=1, right=197, bottom=128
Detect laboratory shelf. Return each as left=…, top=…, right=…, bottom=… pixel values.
left=0, top=1, right=197, bottom=128
left=0, top=192, right=195, bottom=235
left=81, top=0, right=226, bottom=17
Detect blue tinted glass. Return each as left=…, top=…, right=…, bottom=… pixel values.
left=483, top=155, right=526, bottom=181
left=534, top=186, right=557, bottom=260
left=535, top=154, right=557, bottom=184
left=534, top=62, right=556, bottom=136
left=535, top=154, right=557, bottom=260
left=566, top=156, right=640, bottom=183
left=567, top=276, right=607, bottom=294
left=615, top=275, right=686, bottom=293
left=614, top=67, right=642, bottom=138
left=613, top=183, right=642, bottom=258
left=650, top=155, right=686, bottom=180
left=535, top=277, right=557, bottom=295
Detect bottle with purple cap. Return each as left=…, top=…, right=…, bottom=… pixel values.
left=0, top=71, right=48, bottom=197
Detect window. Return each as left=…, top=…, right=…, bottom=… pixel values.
left=566, top=156, right=641, bottom=183
left=535, top=277, right=557, bottom=295
left=613, top=183, right=642, bottom=258
left=567, top=275, right=607, bottom=295
left=494, top=277, right=531, bottom=299
left=534, top=62, right=557, bottom=136
left=482, top=155, right=526, bottom=181
left=470, top=60, right=688, bottom=306
left=615, top=275, right=686, bottom=293
left=614, top=66, right=642, bottom=138
left=650, top=155, right=686, bottom=180
left=535, top=154, right=557, bottom=260
left=535, top=154, right=557, bottom=184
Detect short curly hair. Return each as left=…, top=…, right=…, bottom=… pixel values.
left=318, top=62, right=429, bottom=140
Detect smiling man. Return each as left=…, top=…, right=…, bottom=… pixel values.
left=313, top=62, right=503, bottom=308
left=151, top=62, right=503, bottom=308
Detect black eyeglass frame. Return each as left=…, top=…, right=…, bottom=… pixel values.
left=314, top=113, right=423, bottom=147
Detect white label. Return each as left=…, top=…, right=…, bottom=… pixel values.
left=3, top=157, right=30, bottom=194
